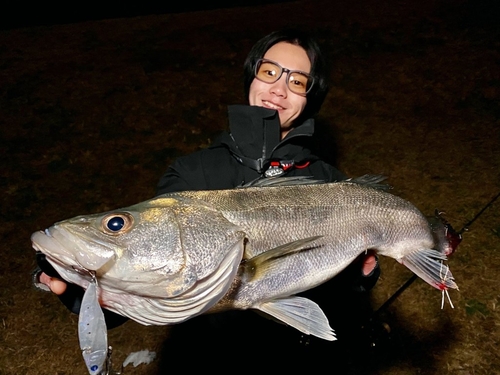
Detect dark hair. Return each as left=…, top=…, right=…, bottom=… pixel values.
left=243, top=29, right=329, bottom=121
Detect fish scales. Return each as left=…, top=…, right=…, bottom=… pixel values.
left=31, top=178, right=458, bottom=341
left=178, top=182, right=433, bottom=261
left=175, top=182, right=435, bottom=308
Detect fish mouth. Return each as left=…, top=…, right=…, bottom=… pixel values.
left=32, top=225, right=246, bottom=326
left=31, top=226, right=115, bottom=284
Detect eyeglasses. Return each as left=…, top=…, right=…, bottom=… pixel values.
left=254, top=59, right=315, bottom=96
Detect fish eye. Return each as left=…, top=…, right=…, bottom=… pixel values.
left=102, top=213, right=134, bottom=235
left=108, top=216, right=125, bottom=231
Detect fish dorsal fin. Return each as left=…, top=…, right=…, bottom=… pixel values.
left=256, top=296, right=336, bottom=341
left=241, top=176, right=326, bottom=188
left=242, top=236, right=323, bottom=280
left=346, top=174, right=391, bottom=190
left=400, top=248, right=458, bottom=291
left=241, top=174, right=390, bottom=190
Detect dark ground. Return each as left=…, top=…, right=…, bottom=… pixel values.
left=1, top=0, right=499, bottom=374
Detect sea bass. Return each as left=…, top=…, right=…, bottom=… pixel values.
left=31, top=176, right=458, bottom=341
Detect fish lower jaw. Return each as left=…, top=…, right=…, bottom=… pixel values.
left=42, top=252, right=78, bottom=272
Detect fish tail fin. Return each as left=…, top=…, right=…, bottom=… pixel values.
left=400, top=248, right=459, bottom=291
left=256, top=296, right=336, bottom=341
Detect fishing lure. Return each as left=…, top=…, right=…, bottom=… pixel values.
left=78, top=274, right=109, bottom=375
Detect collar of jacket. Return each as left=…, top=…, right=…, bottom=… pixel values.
left=214, top=104, right=316, bottom=173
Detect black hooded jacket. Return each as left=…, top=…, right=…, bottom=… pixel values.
left=157, top=105, right=346, bottom=194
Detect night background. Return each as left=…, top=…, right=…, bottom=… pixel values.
left=1, top=0, right=499, bottom=374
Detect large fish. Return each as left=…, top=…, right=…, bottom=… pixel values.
left=31, top=176, right=458, bottom=341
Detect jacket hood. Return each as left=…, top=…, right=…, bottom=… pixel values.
left=212, top=105, right=316, bottom=173
left=227, top=105, right=281, bottom=160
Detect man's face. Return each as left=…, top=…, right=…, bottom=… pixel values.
left=248, top=42, right=310, bottom=138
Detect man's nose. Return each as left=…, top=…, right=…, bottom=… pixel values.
left=269, top=75, right=288, bottom=97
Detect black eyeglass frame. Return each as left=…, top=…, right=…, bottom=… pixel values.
left=254, top=58, right=315, bottom=96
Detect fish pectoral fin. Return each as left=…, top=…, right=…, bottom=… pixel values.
left=242, top=236, right=323, bottom=280
left=256, top=296, right=336, bottom=341
left=400, top=248, right=458, bottom=291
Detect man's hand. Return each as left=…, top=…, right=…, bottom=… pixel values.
left=361, top=252, right=378, bottom=277
left=38, top=272, right=67, bottom=295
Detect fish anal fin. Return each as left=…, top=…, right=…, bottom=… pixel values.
left=400, top=248, right=459, bottom=291
left=256, top=296, right=336, bottom=341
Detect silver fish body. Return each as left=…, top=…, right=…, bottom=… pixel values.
left=182, top=181, right=457, bottom=318
left=31, top=178, right=458, bottom=341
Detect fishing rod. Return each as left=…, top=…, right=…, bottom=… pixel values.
left=458, top=191, right=500, bottom=235
left=370, top=190, right=500, bottom=320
